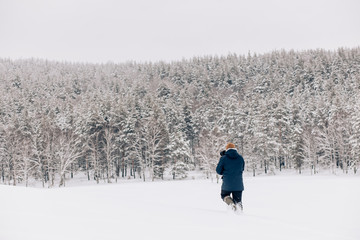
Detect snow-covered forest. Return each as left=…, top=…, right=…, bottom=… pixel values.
left=0, top=47, right=359, bottom=187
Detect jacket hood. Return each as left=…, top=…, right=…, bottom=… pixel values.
left=225, top=149, right=240, bottom=159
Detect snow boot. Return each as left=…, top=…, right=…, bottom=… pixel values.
left=224, top=196, right=237, bottom=211
left=236, top=202, right=243, bottom=212
left=223, top=196, right=234, bottom=205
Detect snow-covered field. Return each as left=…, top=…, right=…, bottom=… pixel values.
left=1, top=175, right=359, bottom=240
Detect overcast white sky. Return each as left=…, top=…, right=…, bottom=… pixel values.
left=0, top=0, right=359, bottom=63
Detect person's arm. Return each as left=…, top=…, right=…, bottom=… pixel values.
left=216, top=157, right=225, bottom=175
left=242, top=156, right=245, bottom=172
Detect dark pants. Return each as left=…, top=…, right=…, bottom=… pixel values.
left=221, top=190, right=243, bottom=204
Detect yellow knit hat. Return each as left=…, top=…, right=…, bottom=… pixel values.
left=226, top=143, right=235, bottom=150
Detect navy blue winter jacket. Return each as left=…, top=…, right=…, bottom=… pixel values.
left=216, top=149, right=245, bottom=191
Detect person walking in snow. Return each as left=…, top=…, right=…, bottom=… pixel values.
left=216, top=143, right=245, bottom=211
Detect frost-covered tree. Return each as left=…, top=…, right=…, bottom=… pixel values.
left=56, top=131, right=83, bottom=187
left=168, top=130, right=191, bottom=179
left=349, top=95, right=360, bottom=174
left=290, top=101, right=305, bottom=174
left=197, top=126, right=226, bottom=181
left=143, top=100, right=169, bottom=181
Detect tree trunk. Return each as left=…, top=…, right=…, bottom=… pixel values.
left=60, top=173, right=66, bottom=187
left=71, top=163, right=74, bottom=179
left=51, top=169, right=55, bottom=187
left=1, top=163, right=5, bottom=183
left=86, top=155, right=90, bottom=181
left=121, top=149, right=125, bottom=178
left=264, top=160, right=268, bottom=174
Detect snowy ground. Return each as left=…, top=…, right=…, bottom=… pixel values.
left=1, top=175, right=359, bottom=240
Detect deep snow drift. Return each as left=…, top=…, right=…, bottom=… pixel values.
left=1, top=175, right=359, bottom=240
